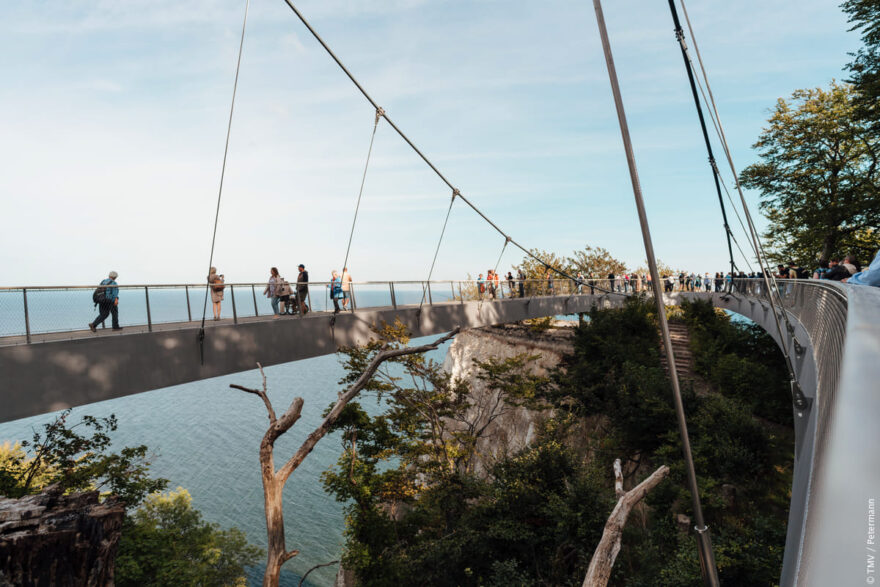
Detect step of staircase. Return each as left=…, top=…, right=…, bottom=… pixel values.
left=659, top=321, right=695, bottom=383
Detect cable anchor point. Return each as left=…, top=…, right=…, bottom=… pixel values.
left=451, top=188, right=460, bottom=201
left=374, top=106, right=385, bottom=124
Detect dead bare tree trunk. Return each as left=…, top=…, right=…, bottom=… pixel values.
left=231, top=328, right=459, bottom=587
left=583, top=459, right=669, bottom=587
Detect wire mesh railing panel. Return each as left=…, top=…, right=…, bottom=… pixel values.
left=387, top=283, right=425, bottom=306
left=347, top=283, right=392, bottom=310
left=428, top=282, right=457, bottom=304
left=0, top=289, right=26, bottom=337
left=25, top=288, right=117, bottom=334
left=144, top=286, right=194, bottom=324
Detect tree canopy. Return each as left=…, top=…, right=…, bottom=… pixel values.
left=843, top=0, right=880, bottom=131
left=739, top=81, right=880, bottom=265
left=115, top=487, right=262, bottom=587
left=0, top=412, right=260, bottom=587
left=569, top=245, right=628, bottom=276
left=0, top=410, right=166, bottom=506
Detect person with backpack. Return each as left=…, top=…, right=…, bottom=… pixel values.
left=329, top=270, right=343, bottom=313
left=786, top=260, right=810, bottom=279
left=89, top=271, right=121, bottom=332
left=208, top=267, right=225, bottom=320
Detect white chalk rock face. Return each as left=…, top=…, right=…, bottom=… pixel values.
left=441, top=323, right=575, bottom=475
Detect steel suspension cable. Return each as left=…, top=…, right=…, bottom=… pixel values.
left=678, top=0, right=785, bottom=281
left=278, top=0, right=582, bottom=285
left=677, top=0, right=808, bottom=408
left=666, top=0, right=737, bottom=290
left=198, top=0, right=250, bottom=363
left=418, top=191, right=457, bottom=309
left=592, top=2, right=720, bottom=583
left=671, top=20, right=759, bottom=272
left=341, top=107, right=384, bottom=274
left=493, top=237, right=510, bottom=276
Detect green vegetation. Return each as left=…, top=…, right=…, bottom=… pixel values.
left=321, top=323, right=614, bottom=584
left=0, top=411, right=260, bottom=587
left=679, top=299, right=792, bottom=425
left=324, top=298, right=794, bottom=585
left=739, top=81, right=880, bottom=266
left=115, top=487, right=261, bottom=587
left=552, top=297, right=793, bottom=586
left=843, top=0, right=880, bottom=136
left=0, top=410, right=166, bottom=505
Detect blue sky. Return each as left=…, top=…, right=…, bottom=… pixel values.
left=0, top=0, right=860, bottom=285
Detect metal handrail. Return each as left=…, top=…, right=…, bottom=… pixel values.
left=0, top=277, right=858, bottom=345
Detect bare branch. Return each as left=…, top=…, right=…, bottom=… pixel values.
left=282, top=549, right=300, bottom=562
left=230, top=362, right=277, bottom=424
left=278, top=328, right=460, bottom=484
left=265, top=398, right=304, bottom=449
left=298, top=560, right=340, bottom=587
left=583, top=464, right=670, bottom=587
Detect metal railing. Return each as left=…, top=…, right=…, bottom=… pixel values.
left=0, top=279, right=627, bottom=343
left=0, top=276, right=855, bottom=343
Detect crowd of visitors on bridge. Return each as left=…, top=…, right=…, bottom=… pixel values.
left=85, top=247, right=880, bottom=332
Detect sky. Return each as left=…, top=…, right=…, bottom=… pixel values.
left=0, top=0, right=861, bottom=286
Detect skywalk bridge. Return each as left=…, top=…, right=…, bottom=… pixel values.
left=3, top=0, right=879, bottom=583
left=1, top=276, right=879, bottom=586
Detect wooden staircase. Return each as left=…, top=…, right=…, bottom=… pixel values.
left=659, top=321, right=696, bottom=386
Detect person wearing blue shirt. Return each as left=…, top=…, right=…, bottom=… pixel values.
left=845, top=249, right=880, bottom=287
left=329, top=270, right=343, bottom=314
left=89, top=271, right=121, bottom=332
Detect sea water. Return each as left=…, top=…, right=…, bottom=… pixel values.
left=0, top=335, right=455, bottom=586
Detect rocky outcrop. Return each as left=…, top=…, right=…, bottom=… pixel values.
left=0, top=487, right=125, bottom=587
left=443, top=322, right=576, bottom=474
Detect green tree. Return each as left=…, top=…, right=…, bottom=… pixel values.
left=115, top=487, right=262, bottom=587
left=0, top=410, right=166, bottom=506
left=633, top=259, right=681, bottom=278
left=739, top=82, right=880, bottom=265
left=322, top=325, right=558, bottom=585
left=568, top=244, right=628, bottom=276
left=1, top=412, right=260, bottom=587
left=843, top=0, right=880, bottom=132
left=514, top=248, right=575, bottom=296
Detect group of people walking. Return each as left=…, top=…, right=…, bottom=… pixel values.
left=85, top=247, right=880, bottom=332
left=477, top=269, right=526, bottom=299
left=86, top=264, right=352, bottom=331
